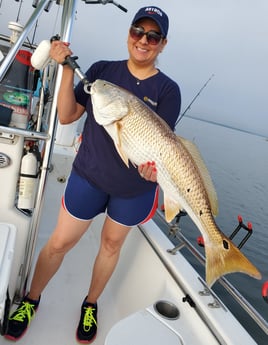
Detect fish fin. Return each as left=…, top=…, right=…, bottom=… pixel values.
left=113, top=122, right=129, bottom=167
left=178, top=136, right=219, bottom=216
left=205, top=232, right=262, bottom=287
left=164, top=195, right=183, bottom=222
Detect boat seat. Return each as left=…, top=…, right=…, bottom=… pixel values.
left=0, top=223, right=17, bottom=321
left=105, top=308, right=182, bottom=345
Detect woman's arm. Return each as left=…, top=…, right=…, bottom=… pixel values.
left=50, top=41, right=85, bottom=124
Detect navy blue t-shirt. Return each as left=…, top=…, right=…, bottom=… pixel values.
left=72, top=60, right=181, bottom=198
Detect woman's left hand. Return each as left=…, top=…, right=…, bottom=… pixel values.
left=138, top=161, right=157, bottom=182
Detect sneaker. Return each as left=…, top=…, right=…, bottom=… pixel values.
left=76, top=298, right=97, bottom=344
left=4, top=295, right=40, bottom=341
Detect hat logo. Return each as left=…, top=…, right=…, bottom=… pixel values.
left=145, top=7, right=163, bottom=17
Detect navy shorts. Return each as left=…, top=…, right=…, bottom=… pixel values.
left=62, top=171, right=159, bottom=226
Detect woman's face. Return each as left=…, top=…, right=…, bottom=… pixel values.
left=127, top=18, right=167, bottom=67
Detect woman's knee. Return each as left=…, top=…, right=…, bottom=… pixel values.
left=101, top=227, right=131, bottom=256
left=47, top=232, right=76, bottom=256
left=101, top=236, right=124, bottom=256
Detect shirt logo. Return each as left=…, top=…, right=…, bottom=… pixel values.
left=143, top=96, right=158, bottom=107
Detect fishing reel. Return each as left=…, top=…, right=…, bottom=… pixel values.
left=32, top=1, right=62, bottom=12
left=82, top=0, right=127, bottom=12
left=31, top=0, right=128, bottom=13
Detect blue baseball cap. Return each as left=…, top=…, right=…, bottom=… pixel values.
left=131, top=6, right=169, bottom=38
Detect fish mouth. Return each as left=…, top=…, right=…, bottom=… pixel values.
left=90, top=80, right=110, bottom=96
left=89, top=79, right=103, bottom=95
left=89, top=82, right=96, bottom=95
left=84, top=83, right=92, bottom=94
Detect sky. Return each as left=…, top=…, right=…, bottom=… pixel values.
left=0, top=0, right=268, bottom=137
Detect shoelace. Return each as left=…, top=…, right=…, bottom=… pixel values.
left=83, top=307, right=97, bottom=331
left=9, top=302, right=35, bottom=323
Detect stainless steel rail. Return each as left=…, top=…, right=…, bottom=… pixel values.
left=154, top=210, right=268, bottom=336
left=0, top=34, right=37, bottom=50
left=0, top=125, right=50, bottom=140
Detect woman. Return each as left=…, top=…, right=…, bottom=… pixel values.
left=6, top=6, right=181, bottom=343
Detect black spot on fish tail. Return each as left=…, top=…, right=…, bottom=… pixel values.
left=199, top=210, right=203, bottom=216
left=223, top=239, right=229, bottom=250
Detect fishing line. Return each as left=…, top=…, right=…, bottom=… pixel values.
left=51, top=2, right=61, bottom=37
left=175, top=74, right=215, bottom=127
left=30, top=1, right=61, bottom=47
left=31, top=20, right=39, bottom=46
left=15, top=0, right=23, bottom=22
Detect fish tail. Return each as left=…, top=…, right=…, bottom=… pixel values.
left=205, top=233, right=262, bottom=287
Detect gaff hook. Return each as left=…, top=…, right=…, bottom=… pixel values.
left=49, top=35, right=92, bottom=94
left=62, top=55, right=91, bottom=93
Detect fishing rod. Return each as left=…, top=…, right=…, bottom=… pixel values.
left=175, top=73, right=215, bottom=127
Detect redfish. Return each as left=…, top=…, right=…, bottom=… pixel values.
left=90, top=79, right=261, bottom=286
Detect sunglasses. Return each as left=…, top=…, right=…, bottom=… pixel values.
left=129, top=25, right=163, bottom=45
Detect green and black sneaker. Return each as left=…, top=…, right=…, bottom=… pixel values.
left=5, top=295, right=40, bottom=341
left=76, top=297, right=97, bottom=344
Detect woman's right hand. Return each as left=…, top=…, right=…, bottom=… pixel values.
left=138, top=161, right=157, bottom=182
left=50, top=40, right=73, bottom=65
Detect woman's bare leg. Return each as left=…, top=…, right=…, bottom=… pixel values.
left=86, top=216, right=132, bottom=303
left=28, top=205, right=92, bottom=300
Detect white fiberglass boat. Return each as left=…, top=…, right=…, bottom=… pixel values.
left=0, top=1, right=268, bottom=344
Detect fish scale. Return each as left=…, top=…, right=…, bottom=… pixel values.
left=90, top=79, right=262, bottom=287
left=120, top=102, right=211, bottom=221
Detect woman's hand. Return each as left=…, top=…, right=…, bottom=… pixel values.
left=138, top=161, right=157, bottom=182
left=50, top=40, right=73, bottom=65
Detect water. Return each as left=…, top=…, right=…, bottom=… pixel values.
left=169, top=116, right=268, bottom=344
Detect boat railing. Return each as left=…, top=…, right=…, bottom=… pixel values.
left=154, top=209, right=268, bottom=336
left=0, top=34, right=36, bottom=51
left=0, top=125, right=50, bottom=140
